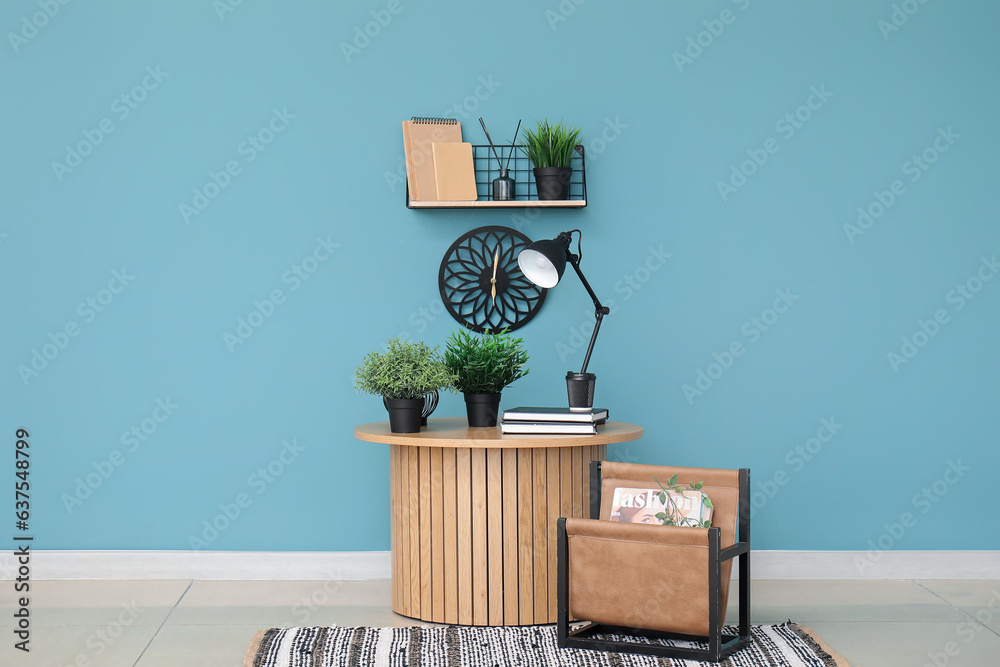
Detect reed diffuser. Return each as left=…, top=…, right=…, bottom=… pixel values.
left=479, top=117, right=520, bottom=201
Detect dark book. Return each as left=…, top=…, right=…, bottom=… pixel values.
left=501, top=406, right=609, bottom=423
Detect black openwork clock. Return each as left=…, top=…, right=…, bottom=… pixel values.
left=438, top=226, right=547, bottom=333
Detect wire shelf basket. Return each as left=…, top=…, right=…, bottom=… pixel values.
left=472, top=144, right=587, bottom=202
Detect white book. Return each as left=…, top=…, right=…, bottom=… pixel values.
left=500, top=420, right=597, bottom=435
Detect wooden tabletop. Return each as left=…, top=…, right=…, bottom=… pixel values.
left=354, top=417, right=643, bottom=449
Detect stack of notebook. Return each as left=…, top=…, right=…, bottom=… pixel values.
left=500, top=406, right=609, bottom=435
left=401, top=117, right=477, bottom=202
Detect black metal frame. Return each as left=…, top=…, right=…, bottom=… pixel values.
left=557, top=463, right=751, bottom=663
left=473, top=143, right=587, bottom=202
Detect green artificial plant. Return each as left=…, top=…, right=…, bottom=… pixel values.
left=521, top=119, right=583, bottom=169
left=354, top=338, right=456, bottom=400
left=444, top=328, right=530, bottom=395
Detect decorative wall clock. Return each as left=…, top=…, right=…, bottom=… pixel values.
left=438, top=226, right=546, bottom=333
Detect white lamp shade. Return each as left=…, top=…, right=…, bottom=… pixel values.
left=518, top=249, right=558, bottom=288
left=518, top=239, right=568, bottom=288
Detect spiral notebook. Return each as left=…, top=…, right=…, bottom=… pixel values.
left=402, top=117, right=463, bottom=201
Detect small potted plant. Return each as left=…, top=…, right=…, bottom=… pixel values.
left=521, top=119, right=583, bottom=201
left=354, top=338, right=456, bottom=433
left=444, top=328, right=529, bottom=427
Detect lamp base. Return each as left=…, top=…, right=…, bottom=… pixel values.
left=566, top=372, right=596, bottom=411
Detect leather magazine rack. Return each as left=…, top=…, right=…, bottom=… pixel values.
left=557, top=462, right=751, bottom=663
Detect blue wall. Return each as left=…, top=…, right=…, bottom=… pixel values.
left=3, top=1, right=997, bottom=553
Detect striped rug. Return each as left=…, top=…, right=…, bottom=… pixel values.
left=244, top=623, right=854, bottom=667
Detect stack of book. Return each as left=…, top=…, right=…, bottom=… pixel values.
left=500, top=406, right=609, bottom=434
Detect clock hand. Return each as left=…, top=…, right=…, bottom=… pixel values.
left=491, top=248, right=499, bottom=304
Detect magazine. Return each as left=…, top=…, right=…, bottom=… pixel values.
left=608, top=486, right=713, bottom=527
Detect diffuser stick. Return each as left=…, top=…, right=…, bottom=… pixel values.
left=504, top=120, right=522, bottom=172
left=478, top=117, right=504, bottom=169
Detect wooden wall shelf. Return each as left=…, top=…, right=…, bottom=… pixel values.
left=407, top=199, right=587, bottom=209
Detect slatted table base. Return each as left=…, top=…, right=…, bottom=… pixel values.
left=390, top=443, right=606, bottom=626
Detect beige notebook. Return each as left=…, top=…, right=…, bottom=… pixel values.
left=432, top=142, right=477, bottom=201
left=402, top=118, right=463, bottom=201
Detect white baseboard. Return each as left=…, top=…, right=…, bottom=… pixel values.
left=750, top=550, right=1000, bottom=580
left=1, top=550, right=997, bottom=581
left=0, top=550, right=390, bottom=581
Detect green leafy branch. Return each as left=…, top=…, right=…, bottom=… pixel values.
left=653, top=474, right=714, bottom=528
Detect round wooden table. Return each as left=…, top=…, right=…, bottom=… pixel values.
left=355, top=417, right=643, bottom=626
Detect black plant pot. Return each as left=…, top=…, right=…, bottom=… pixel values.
left=464, top=392, right=502, bottom=427
left=533, top=167, right=572, bottom=201
left=384, top=397, right=425, bottom=433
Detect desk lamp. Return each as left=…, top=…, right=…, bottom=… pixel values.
left=517, top=230, right=611, bottom=409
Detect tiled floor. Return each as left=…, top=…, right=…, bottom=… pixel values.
left=2, top=579, right=999, bottom=666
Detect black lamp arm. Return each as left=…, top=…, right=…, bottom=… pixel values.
left=566, top=253, right=610, bottom=374
left=567, top=254, right=609, bottom=316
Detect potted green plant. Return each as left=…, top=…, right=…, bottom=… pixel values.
left=521, top=119, right=583, bottom=201
left=354, top=338, right=456, bottom=433
left=444, top=328, right=529, bottom=427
